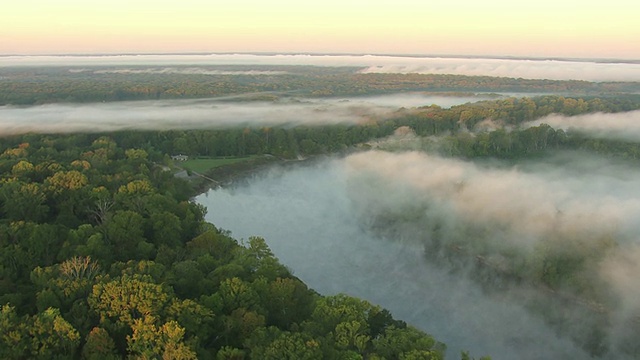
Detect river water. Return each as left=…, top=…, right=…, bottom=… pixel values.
left=195, top=157, right=588, bottom=360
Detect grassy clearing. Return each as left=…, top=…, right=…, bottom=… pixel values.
left=179, top=156, right=256, bottom=173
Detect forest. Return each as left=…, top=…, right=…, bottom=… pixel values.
left=0, top=132, right=469, bottom=359
left=1, top=64, right=639, bottom=105
left=2, top=63, right=640, bottom=359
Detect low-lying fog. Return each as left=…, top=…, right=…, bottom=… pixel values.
left=526, top=110, right=640, bottom=142
left=197, top=149, right=640, bottom=359
left=2, top=54, right=639, bottom=82
left=0, top=94, right=491, bottom=135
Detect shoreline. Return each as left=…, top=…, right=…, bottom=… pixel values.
left=189, top=154, right=325, bottom=196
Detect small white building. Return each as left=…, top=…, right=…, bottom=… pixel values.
left=171, top=154, right=189, bottom=161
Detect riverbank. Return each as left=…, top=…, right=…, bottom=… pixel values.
left=182, top=155, right=274, bottom=194
left=188, top=151, right=350, bottom=196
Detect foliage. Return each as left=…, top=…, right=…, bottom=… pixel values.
left=1, top=65, right=638, bottom=105
left=180, top=156, right=256, bottom=173
left=0, top=132, right=459, bottom=359
left=3, top=71, right=640, bottom=358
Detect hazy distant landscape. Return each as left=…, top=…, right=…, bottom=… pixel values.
left=2, top=54, right=640, bottom=81
left=4, top=0, right=640, bottom=357
left=1, top=53, right=640, bottom=359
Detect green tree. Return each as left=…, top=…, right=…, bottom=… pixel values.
left=102, top=210, right=146, bottom=261
left=82, top=327, right=119, bottom=360
left=305, top=294, right=376, bottom=336
left=216, top=346, right=245, bottom=360
left=149, top=211, right=183, bottom=248
left=89, top=275, right=171, bottom=327
left=46, top=170, right=88, bottom=193
left=259, top=277, right=314, bottom=329
left=28, top=307, right=81, bottom=359
left=125, top=148, right=149, bottom=161
left=372, top=326, right=444, bottom=360
left=261, top=331, right=322, bottom=360
left=170, top=260, right=205, bottom=297
left=237, top=236, right=289, bottom=281
left=0, top=304, right=29, bottom=358
left=0, top=180, right=49, bottom=222
left=221, top=308, right=266, bottom=348
left=246, top=327, right=322, bottom=360
left=127, top=315, right=197, bottom=360
left=216, top=277, right=261, bottom=313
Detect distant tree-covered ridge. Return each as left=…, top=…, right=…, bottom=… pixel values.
left=1, top=64, right=638, bottom=105
left=0, top=134, right=488, bottom=359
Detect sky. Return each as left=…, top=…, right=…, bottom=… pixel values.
left=1, top=0, right=639, bottom=59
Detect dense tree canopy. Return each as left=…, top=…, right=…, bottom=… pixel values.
left=1, top=65, right=638, bottom=105
left=0, top=132, right=469, bottom=359
left=3, top=93, right=640, bottom=358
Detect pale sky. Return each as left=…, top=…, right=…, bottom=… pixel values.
left=1, top=0, right=638, bottom=59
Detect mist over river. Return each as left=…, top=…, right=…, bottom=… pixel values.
left=195, top=156, right=590, bottom=360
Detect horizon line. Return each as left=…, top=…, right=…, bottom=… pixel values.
left=1, top=51, right=639, bottom=65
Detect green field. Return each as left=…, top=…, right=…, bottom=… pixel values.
left=178, top=156, right=256, bottom=173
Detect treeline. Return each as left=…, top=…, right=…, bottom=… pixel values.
left=56, top=95, right=638, bottom=161
left=109, top=125, right=395, bottom=160
left=393, top=95, right=640, bottom=134
left=346, top=73, right=639, bottom=96
left=1, top=65, right=638, bottom=105
left=2, top=95, right=637, bottom=164
left=442, top=125, right=640, bottom=161
left=0, top=135, right=483, bottom=359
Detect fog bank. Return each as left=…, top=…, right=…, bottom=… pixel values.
left=2, top=54, right=639, bottom=82
left=357, top=57, right=640, bottom=82
left=0, top=94, right=488, bottom=136
left=75, top=67, right=289, bottom=75
left=342, top=151, right=640, bottom=357
left=526, top=110, right=640, bottom=142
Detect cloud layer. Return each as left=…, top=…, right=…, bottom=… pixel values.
left=2, top=54, right=639, bottom=82
left=70, top=67, right=289, bottom=75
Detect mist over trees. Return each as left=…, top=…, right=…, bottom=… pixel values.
left=1, top=61, right=640, bottom=359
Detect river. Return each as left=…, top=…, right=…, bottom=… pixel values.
left=194, top=156, right=591, bottom=360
